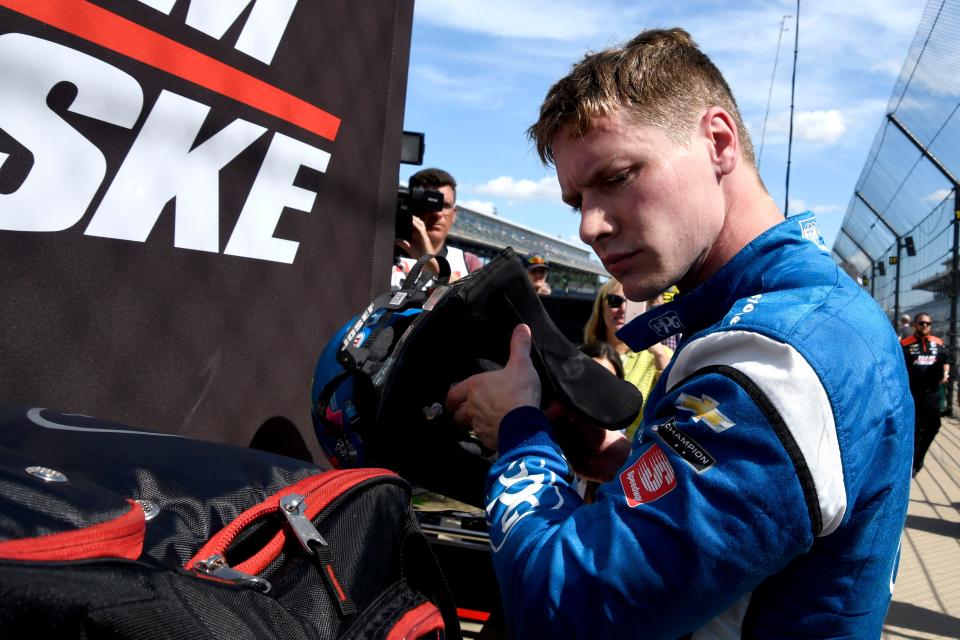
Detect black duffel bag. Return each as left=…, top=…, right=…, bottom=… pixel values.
left=0, top=404, right=459, bottom=639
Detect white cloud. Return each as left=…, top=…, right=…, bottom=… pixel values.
left=413, top=0, right=632, bottom=40
left=789, top=198, right=843, bottom=215
left=810, top=203, right=844, bottom=215
left=794, top=110, right=848, bottom=144
left=923, top=188, right=953, bottom=204
left=473, top=176, right=561, bottom=202
left=458, top=199, right=497, bottom=215
left=410, top=64, right=504, bottom=109
left=761, top=109, right=848, bottom=145
left=870, top=59, right=904, bottom=77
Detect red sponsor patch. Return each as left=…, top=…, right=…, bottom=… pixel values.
left=619, top=444, right=677, bottom=507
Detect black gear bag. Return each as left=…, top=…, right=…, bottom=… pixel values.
left=0, top=404, right=459, bottom=640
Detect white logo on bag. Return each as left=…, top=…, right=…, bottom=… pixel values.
left=26, top=408, right=183, bottom=438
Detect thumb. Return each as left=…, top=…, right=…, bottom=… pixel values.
left=507, top=323, right=533, bottom=369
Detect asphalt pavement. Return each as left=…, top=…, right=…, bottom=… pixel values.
left=883, top=416, right=960, bottom=639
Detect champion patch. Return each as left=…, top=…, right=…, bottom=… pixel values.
left=652, top=418, right=715, bottom=474
left=619, top=444, right=677, bottom=507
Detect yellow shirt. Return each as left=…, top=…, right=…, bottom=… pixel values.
left=621, top=347, right=672, bottom=439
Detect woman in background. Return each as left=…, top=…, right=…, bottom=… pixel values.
left=584, top=279, right=672, bottom=437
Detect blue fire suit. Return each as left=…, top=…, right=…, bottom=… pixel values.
left=485, top=214, right=912, bottom=638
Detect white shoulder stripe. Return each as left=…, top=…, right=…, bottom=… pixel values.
left=666, top=330, right=846, bottom=536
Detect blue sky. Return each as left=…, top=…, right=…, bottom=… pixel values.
left=399, top=0, right=927, bottom=257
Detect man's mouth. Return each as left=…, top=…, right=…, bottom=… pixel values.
left=602, top=250, right=639, bottom=275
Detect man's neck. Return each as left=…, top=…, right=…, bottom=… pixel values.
left=688, top=171, right=783, bottom=289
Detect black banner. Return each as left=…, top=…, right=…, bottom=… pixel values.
left=0, top=0, right=414, bottom=460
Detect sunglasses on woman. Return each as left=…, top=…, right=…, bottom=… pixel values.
left=606, top=294, right=626, bottom=309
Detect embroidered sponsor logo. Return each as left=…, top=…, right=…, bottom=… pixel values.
left=652, top=417, right=715, bottom=474
left=729, top=293, right=762, bottom=325
left=648, top=311, right=684, bottom=338
left=798, top=217, right=828, bottom=251
left=676, top=393, right=736, bottom=433
left=487, top=459, right=564, bottom=552
left=915, top=355, right=937, bottom=365
left=619, top=445, right=676, bottom=507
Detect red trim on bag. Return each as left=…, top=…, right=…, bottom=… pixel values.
left=185, top=468, right=398, bottom=574
left=0, top=0, right=341, bottom=141
left=0, top=499, right=144, bottom=561
left=325, top=564, right=348, bottom=602
left=456, top=608, right=490, bottom=622
left=386, top=601, right=444, bottom=640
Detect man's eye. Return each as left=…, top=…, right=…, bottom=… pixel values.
left=606, top=170, right=630, bottom=185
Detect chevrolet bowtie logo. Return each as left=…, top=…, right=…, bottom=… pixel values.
left=675, top=393, right=736, bottom=432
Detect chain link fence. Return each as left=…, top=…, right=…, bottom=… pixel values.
left=833, top=0, right=960, bottom=411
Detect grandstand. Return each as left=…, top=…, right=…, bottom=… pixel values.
left=447, top=204, right=607, bottom=297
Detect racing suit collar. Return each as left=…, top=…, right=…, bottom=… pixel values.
left=616, top=212, right=826, bottom=352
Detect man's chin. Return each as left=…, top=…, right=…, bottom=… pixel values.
left=622, top=281, right=667, bottom=303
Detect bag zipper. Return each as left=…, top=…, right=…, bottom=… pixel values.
left=191, top=553, right=272, bottom=593
left=279, top=491, right=355, bottom=615
left=0, top=499, right=144, bottom=562
left=385, top=601, right=445, bottom=640
left=186, top=468, right=398, bottom=609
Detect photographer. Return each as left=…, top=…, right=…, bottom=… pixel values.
left=392, top=168, right=479, bottom=289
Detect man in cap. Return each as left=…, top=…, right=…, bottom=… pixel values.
left=524, top=252, right=552, bottom=296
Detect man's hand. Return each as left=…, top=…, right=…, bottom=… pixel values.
left=446, top=324, right=541, bottom=450
left=396, top=216, right=443, bottom=276
left=532, top=280, right=552, bottom=296
left=646, top=342, right=673, bottom=370
left=396, top=216, right=435, bottom=260
left=548, top=404, right=631, bottom=482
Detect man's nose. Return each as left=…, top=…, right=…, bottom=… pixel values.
left=579, top=203, right=613, bottom=245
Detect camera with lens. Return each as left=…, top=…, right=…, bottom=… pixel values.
left=395, top=186, right=443, bottom=241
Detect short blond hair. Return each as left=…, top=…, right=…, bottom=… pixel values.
left=528, top=28, right=755, bottom=167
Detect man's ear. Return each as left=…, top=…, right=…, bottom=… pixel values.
left=700, top=107, right=738, bottom=177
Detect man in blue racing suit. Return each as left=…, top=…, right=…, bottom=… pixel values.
left=445, top=28, right=912, bottom=638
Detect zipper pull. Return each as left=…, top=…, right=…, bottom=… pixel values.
left=193, top=554, right=272, bottom=593
left=279, top=493, right=328, bottom=553
left=279, top=492, right=356, bottom=616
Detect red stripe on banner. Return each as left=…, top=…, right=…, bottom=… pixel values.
left=1, top=0, right=340, bottom=141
